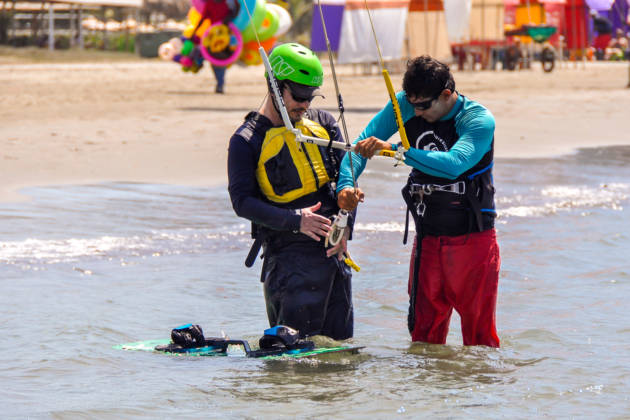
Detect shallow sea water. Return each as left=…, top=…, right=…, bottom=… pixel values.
left=1, top=146, right=630, bottom=419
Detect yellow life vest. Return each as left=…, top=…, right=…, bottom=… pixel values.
left=256, top=118, right=333, bottom=204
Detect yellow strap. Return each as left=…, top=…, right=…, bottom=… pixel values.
left=344, top=256, right=361, bottom=272
left=382, top=69, right=410, bottom=150
left=378, top=149, right=396, bottom=158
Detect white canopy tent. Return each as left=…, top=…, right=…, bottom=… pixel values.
left=336, top=0, right=411, bottom=64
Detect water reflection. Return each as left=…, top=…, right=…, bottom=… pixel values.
left=210, top=357, right=366, bottom=403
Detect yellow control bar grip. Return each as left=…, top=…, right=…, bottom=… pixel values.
left=344, top=256, right=361, bottom=272
left=382, top=69, right=410, bottom=150
left=377, top=149, right=396, bottom=158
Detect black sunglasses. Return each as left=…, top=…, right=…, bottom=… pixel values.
left=288, top=89, right=314, bottom=103
left=407, top=82, right=451, bottom=110
left=283, top=83, right=314, bottom=103
left=407, top=92, right=441, bottom=110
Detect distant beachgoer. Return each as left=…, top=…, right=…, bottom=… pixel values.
left=212, top=64, right=226, bottom=94
left=605, top=29, right=628, bottom=61
left=505, top=38, right=524, bottom=71
left=590, top=10, right=613, bottom=58
left=206, top=0, right=239, bottom=94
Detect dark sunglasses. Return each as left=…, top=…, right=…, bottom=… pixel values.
left=407, top=92, right=440, bottom=110
left=407, top=81, right=451, bottom=110
left=287, top=89, right=314, bottom=103
left=283, top=83, right=314, bottom=103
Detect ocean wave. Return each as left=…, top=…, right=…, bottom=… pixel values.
left=362, top=169, right=408, bottom=179
left=2, top=183, right=626, bottom=263
left=0, top=228, right=249, bottom=263
left=354, top=222, right=405, bottom=232
left=498, top=183, right=628, bottom=218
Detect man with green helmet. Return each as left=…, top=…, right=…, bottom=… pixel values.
left=227, top=43, right=354, bottom=340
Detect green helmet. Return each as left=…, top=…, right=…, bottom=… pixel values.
left=267, top=43, right=323, bottom=87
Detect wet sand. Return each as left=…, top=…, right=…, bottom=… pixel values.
left=1, top=57, right=629, bottom=201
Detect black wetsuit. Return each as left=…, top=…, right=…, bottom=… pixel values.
left=227, top=109, right=353, bottom=340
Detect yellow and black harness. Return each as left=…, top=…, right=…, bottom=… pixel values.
left=256, top=118, right=336, bottom=204
left=244, top=115, right=341, bottom=267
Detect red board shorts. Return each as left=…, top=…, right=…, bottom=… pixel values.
left=408, top=229, right=500, bottom=347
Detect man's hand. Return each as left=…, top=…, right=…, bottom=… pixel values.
left=326, top=231, right=349, bottom=260
left=299, top=202, right=332, bottom=241
left=355, top=136, right=392, bottom=159
left=337, top=187, right=364, bottom=211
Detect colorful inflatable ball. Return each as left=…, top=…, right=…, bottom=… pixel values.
left=240, top=43, right=262, bottom=65
left=240, top=0, right=267, bottom=43
left=158, top=41, right=177, bottom=61
left=233, top=0, right=257, bottom=30
left=184, top=7, right=211, bottom=39
left=267, top=3, right=291, bottom=37
left=256, top=6, right=279, bottom=42
left=181, top=38, right=197, bottom=57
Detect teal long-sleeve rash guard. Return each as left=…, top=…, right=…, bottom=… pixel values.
left=336, top=92, right=495, bottom=192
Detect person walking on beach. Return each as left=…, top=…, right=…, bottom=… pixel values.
left=211, top=64, right=226, bottom=94
left=590, top=10, right=613, bottom=59
left=227, top=43, right=354, bottom=340
left=337, top=55, right=500, bottom=347
left=205, top=0, right=239, bottom=94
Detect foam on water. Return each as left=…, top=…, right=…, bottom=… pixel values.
left=0, top=228, right=250, bottom=263
left=2, top=179, right=626, bottom=264
left=498, top=182, right=629, bottom=218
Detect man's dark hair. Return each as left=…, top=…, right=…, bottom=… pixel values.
left=402, top=55, right=455, bottom=99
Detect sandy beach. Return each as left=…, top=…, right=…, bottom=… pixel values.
left=2, top=56, right=629, bottom=201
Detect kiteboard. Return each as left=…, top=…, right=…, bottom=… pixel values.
left=114, top=324, right=363, bottom=360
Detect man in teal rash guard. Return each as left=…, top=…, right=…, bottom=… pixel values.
left=337, top=56, right=500, bottom=347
